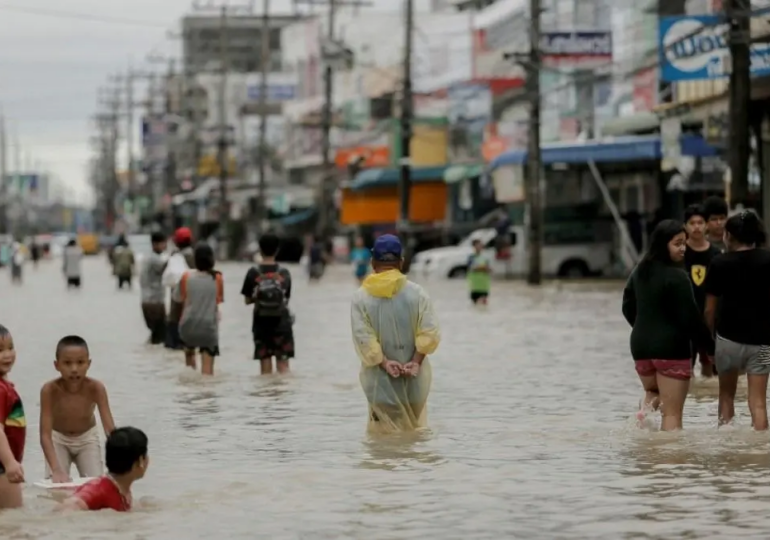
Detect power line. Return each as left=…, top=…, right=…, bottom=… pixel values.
left=0, top=3, right=169, bottom=28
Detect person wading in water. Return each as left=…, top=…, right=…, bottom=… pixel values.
left=351, top=235, right=441, bottom=432
left=704, top=211, right=770, bottom=429
left=162, top=228, right=195, bottom=351
left=622, top=220, right=714, bottom=431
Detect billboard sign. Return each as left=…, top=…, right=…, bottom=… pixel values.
left=659, top=14, right=770, bottom=81
left=540, top=31, right=613, bottom=63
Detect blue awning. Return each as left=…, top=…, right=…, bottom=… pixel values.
left=275, top=207, right=316, bottom=226
left=488, top=134, right=719, bottom=171
left=350, top=165, right=448, bottom=191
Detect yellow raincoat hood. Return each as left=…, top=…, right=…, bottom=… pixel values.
left=362, top=269, right=407, bottom=298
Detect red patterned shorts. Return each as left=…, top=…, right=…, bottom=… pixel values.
left=635, top=359, right=692, bottom=381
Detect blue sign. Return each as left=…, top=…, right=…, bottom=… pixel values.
left=247, top=84, right=296, bottom=102
left=540, top=31, right=612, bottom=58
left=659, top=14, right=770, bottom=81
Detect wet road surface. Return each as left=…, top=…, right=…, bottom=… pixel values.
left=0, top=257, right=768, bottom=539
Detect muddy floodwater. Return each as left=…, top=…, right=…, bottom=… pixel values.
left=0, top=258, right=768, bottom=539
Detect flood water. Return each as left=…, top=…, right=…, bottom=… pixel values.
left=1, top=257, right=769, bottom=539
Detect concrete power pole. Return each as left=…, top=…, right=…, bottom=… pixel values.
left=526, top=0, right=542, bottom=285
left=727, top=0, right=751, bottom=209
left=217, top=5, right=231, bottom=259
left=256, top=0, right=270, bottom=236
left=398, top=0, right=414, bottom=272
left=297, top=0, right=371, bottom=244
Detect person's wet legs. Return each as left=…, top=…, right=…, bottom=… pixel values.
left=718, top=371, right=739, bottom=426
left=260, top=359, right=273, bottom=375
left=184, top=349, right=197, bottom=370
left=656, top=373, right=689, bottom=431
left=201, top=351, right=214, bottom=376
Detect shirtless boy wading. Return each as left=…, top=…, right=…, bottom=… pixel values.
left=40, top=336, right=116, bottom=483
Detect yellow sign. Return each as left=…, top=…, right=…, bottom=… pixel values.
left=410, top=125, right=447, bottom=167
left=691, top=264, right=706, bottom=286
left=197, top=154, right=237, bottom=177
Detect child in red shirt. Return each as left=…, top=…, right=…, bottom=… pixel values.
left=60, top=427, right=148, bottom=512
left=0, top=325, right=25, bottom=509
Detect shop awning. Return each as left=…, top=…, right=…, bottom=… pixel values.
left=274, top=207, right=317, bottom=227
left=488, top=134, right=719, bottom=172
left=349, top=165, right=448, bottom=191
left=443, top=164, right=484, bottom=184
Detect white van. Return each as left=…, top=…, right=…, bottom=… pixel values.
left=409, top=226, right=612, bottom=279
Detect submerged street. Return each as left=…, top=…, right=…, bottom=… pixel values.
left=0, top=258, right=767, bottom=538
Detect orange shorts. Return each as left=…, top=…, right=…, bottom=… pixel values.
left=635, top=359, right=692, bottom=381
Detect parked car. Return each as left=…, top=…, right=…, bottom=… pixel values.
left=409, top=226, right=612, bottom=279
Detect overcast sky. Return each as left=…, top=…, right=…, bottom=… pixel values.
left=0, top=0, right=432, bottom=206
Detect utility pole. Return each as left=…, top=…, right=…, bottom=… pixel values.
left=523, top=0, right=543, bottom=284
left=727, top=0, right=751, bottom=208
left=318, top=0, right=337, bottom=241
left=217, top=5, right=231, bottom=259
left=399, top=0, right=415, bottom=271
left=256, top=0, right=270, bottom=236
left=297, top=0, right=372, bottom=244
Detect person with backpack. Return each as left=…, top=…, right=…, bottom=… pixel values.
left=240, top=232, right=294, bottom=375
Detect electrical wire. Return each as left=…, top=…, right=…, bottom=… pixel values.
left=0, top=3, right=169, bottom=28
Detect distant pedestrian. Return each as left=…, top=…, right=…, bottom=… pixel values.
left=111, top=236, right=135, bottom=290
left=63, top=238, right=83, bottom=289
left=176, top=243, right=223, bottom=376
left=9, top=241, right=23, bottom=284
left=140, top=233, right=168, bottom=345
left=162, top=228, right=195, bottom=351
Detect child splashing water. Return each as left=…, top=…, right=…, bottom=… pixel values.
left=351, top=235, right=441, bottom=432
left=60, top=427, right=148, bottom=512
left=177, top=243, right=224, bottom=376
left=622, top=220, right=714, bottom=431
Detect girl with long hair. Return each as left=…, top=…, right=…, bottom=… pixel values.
left=703, top=210, right=770, bottom=429
left=622, top=220, right=714, bottom=430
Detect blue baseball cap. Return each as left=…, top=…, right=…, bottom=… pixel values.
left=372, top=234, right=403, bottom=262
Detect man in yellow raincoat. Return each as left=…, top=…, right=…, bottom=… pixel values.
left=351, top=234, right=441, bottom=432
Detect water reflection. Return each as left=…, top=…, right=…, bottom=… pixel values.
left=359, top=431, right=444, bottom=471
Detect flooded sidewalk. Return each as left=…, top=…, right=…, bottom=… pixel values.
left=0, top=258, right=766, bottom=539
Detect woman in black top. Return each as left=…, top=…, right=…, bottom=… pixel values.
left=703, top=210, right=770, bottom=429
left=622, top=220, right=714, bottom=431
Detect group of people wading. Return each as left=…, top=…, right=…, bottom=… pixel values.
left=624, top=196, right=770, bottom=431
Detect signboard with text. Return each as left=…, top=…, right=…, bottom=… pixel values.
left=659, top=14, right=770, bottom=81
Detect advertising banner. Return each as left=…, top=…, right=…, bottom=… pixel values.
left=659, top=14, right=770, bottom=81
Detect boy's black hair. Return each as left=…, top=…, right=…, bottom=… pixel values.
left=193, top=242, right=215, bottom=272
left=151, top=232, right=166, bottom=244
left=258, top=232, right=281, bottom=257
left=105, top=427, right=148, bottom=475
left=703, top=196, right=728, bottom=219
left=0, top=325, right=9, bottom=338
left=56, top=335, right=89, bottom=358
left=683, top=204, right=706, bottom=223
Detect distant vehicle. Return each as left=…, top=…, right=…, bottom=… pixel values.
left=409, top=226, right=612, bottom=279
left=77, top=234, right=100, bottom=255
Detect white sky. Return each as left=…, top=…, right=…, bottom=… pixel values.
left=0, top=0, right=433, bottom=207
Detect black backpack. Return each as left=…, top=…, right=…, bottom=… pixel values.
left=252, top=268, right=286, bottom=317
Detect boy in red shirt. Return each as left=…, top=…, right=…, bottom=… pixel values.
left=0, top=324, right=25, bottom=509
left=59, top=427, right=148, bottom=512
